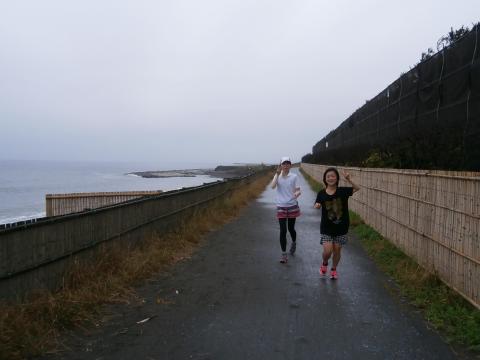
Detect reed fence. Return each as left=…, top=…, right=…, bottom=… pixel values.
left=0, top=171, right=267, bottom=302
left=301, top=163, right=480, bottom=308
left=46, top=190, right=164, bottom=217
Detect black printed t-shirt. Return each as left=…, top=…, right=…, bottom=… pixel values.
left=315, top=187, right=354, bottom=236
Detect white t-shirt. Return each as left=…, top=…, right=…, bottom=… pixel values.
left=276, top=173, right=299, bottom=207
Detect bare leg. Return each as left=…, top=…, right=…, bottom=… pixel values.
left=332, top=243, right=342, bottom=268
left=322, top=242, right=333, bottom=264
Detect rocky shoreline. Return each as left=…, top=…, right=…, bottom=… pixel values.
left=129, top=165, right=259, bottom=179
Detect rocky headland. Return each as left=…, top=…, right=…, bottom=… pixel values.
left=129, top=165, right=259, bottom=179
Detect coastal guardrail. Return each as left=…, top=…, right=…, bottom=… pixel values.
left=301, top=163, right=480, bottom=309
left=0, top=169, right=269, bottom=302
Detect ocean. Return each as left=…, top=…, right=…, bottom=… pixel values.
left=0, top=160, right=221, bottom=225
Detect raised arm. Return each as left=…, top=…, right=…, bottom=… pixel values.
left=270, top=165, right=282, bottom=189
left=343, top=172, right=360, bottom=193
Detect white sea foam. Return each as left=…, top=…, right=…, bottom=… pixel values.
left=0, top=212, right=46, bottom=225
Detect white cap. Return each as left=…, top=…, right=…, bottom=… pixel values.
left=280, top=156, right=291, bottom=164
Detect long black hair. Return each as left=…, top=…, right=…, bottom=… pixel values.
left=323, top=167, right=340, bottom=187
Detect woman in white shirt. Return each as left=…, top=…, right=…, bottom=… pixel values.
left=271, top=157, right=301, bottom=263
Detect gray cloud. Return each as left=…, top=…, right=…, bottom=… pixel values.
left=0, top=0, right=477, bottom=164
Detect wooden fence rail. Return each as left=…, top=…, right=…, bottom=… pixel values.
left=301, top=163, right=480, bottom=309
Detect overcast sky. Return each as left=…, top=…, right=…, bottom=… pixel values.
left=0, top=1, right=478, bottom=165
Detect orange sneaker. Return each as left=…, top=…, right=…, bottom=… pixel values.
left=319, top=264, right=327, bottom=276
left=330, top=269, right=338, bottom=280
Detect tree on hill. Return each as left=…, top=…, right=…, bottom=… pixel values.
left=437, top=25, right=470, bottom=50
left=420, top=25, right=471, bottom=62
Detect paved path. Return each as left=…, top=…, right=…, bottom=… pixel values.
left=45, top=169, right=459, bottom=360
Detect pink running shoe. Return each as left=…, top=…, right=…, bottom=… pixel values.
left=280, top=253, right=288, bottom=264
left=319, top=264, right=328, bottom=276
left=330, top=269, right=338, bottom=280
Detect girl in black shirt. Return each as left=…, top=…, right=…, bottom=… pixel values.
left=314, top=167, right=360, bottom=279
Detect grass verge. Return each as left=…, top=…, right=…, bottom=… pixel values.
left=0, top=173, right=272, bottom=360
left=299, top=167, right=323, bottom=193
left=300, top=167, right=480, bottom=353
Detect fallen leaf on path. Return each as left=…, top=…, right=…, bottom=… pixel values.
left=136, top=315, right=157, bottom=324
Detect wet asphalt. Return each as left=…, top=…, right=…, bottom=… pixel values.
left=43, top=169, right=462, bottom=360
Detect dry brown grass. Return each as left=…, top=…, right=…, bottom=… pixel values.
left=0, top=173, right=272, bottom=360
